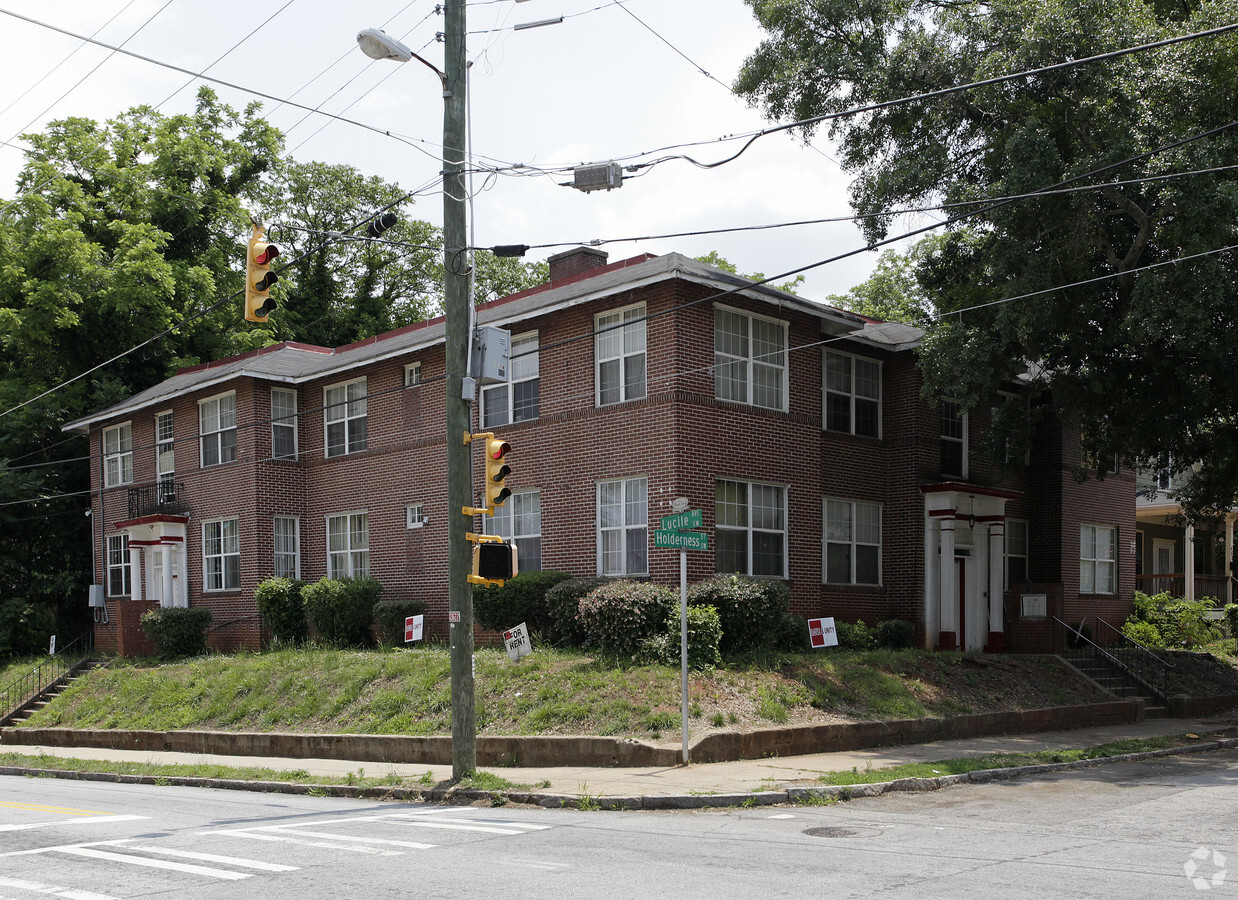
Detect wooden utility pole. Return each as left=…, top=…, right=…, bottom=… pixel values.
left=442, top=0, right=475, bottom=779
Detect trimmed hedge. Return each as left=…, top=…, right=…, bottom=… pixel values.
left=578, top=580, right=676, bottom=657
left=637, top=604, right=723, bottom=669
left=255, top=577, right=307, bottom=646
left=303, top=576, right=383, bottom=648
left=140, top=607, right=211, bottom=659
left=374, top=598, right=429, bottom=647
left=472, top=569, right=574, bottom=636
left=686, top=574, right=789, bottom=655
left=874, top=619, right=915, bottom=649
left=544, top=576, right=611, bottom=647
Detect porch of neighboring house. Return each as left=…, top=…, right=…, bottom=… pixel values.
left=1135, top=495, right=1235, bottom=605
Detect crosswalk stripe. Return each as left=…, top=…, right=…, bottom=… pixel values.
left=122, top=845, right=299, bottom=872
left=389, top=814, right=553, bottom=833
left=0, top=876, right=116, bottom=899
left=208, top=831, right=400, bottom=855
left=237, top=828, right=434, bottom=850
left=384, top=820, right=527, bottom=835
left=51, top=847, right=252, bottom=881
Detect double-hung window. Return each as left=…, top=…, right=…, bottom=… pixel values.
left=596, top=304, right=647, bottom=405
left=155, top=412, right=174, bottom=485
left=824, top=351, right=881, bottom=437
left=598, top=477, right=648, bottom=575
left=482, top=332, right=539, bottom=426
left=1006, top=519, right=1029, bottom=588
left=715, top=479, right=786, bottom=578
left=940, top=398, right=967, bottom=478
left=274, top=516, right=300, bottom=579
left=103, top=422, right=133, bottom=487
left=271, top=388, right=298, bottom=460
left=199, top=393, right=237, bottom=467
left=324, top=379, right=367, bottom=457
left=824, top=499, right=881, bottom=585
left=107, top=534, right=131, bottom=596
left=327, top=512, right=369, bottom=578
left=493, top=490, right=542, bottom=572
left=714, top=306, right=787, bottom=411
left=203, top=519, right=240, bottom=591
left=1080, top=524, right=1116, bottom=594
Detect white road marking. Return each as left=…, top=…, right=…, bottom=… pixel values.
left=387, top=813, right=553, bottom=833
left=50, top=847, right=252, bottom=880
left=120, top=844, right=298, bottom=872
left=768, top=814, right=796, bottom=819
left=207, top=831, right=402, bottom=855
left=0, top=876, right=117, bottom=899
left=254, top=828, right=434, bottom=850
left=0, top=815, right=147, bottom=834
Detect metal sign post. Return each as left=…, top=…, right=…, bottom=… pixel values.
left=658, top=509, right=707, bottom=766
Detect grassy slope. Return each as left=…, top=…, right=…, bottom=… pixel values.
left=16, top=647, right=1123, bottom=740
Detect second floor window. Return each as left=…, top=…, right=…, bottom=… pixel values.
left=271, top=388, right=298, bottom=460
left=199, top=393, right=237, bottom=468
left=482, top=332, right=539, bottom=427
left=155, top=412, right=174, bottom=484
left=325, top=379, right=367, bottom=457
left=103, top=422, right=133, bottom=487
left=596, top=304, right=647, bottom=405
left=492, top=489, right=542, bottom=572
left=824, top=350, right=881, bottom=438
left=940, top=398, right=967, bottom=478
left=714, top=306, right=787, bottom=412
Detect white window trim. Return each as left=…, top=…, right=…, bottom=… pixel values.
left=941, top=399, right=969, bottom=479
left=713, top=303, right=789, bottom=413
left=271, top=388, right=298, bottom=461
left=103, top=421, right=134, bottom=488
left=326, top=510, right=370, bottom=579
left=822, top=349, right=882, bottom=438
left=199, top=391, right=238, bottom=469
left=595, top=302, right=647, bottom=407
left=822, top=497, right=883, bottom=586
left=323, top=377, right=368, bottom=459
left=596, top=476, right=649, bottom=576
left=1080, top=523, right=1117, bottom=595
left=155, top=410, right=174, bottom=483
left=480, top=331, right=539, bottom=428
left=274, top=515, right=300, bottom=580
left=404, top=362, right=422, bottom=387
left=202, top=518, right=240, bottom=592
left=715, top=478, right=788, bottom=579
left=493, top=489, right=542, bottom=572
left=1005, top=517, right=1029, bottom=590
left=107, top=533, right=131, bottom=597
left=405, top=503, right=425, bottom=529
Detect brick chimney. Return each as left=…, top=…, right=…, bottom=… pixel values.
left=547, top=246, right=609, bottom=283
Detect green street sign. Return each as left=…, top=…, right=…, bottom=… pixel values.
left=655, top=529, right=709, bottom=551
left=660, top=509, right=702, bottom=532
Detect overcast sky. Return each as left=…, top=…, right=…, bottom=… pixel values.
left=0, top=0, right=892, bottom=301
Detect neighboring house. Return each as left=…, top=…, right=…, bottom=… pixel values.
left=64, top=248, right=1136, bottom=656
left=1135, top=466, right=1235, bottom=604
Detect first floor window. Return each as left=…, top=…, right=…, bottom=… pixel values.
left=327, top=512, right=369, bottom=578
left=203, top=519, right=240, bottom=591
left=274, top=516, right=300, bottom=579
left=493, top=490, right=542, bottom=572
left=107, top=534, right=131, bottom=596
left=1080, top=524, right=1116, bottom=594
left=103, top=422, right=133, bottom=487
left=716, top=479, right=786, bottom=578
left=824, top=499, right=881, bottom=585
left=1006, top=519, right=1029, bottom=588
left=598, top=477, right=647, bottom=575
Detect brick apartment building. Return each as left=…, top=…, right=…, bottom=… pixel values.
left=64, top=248, right=1136, bottom=656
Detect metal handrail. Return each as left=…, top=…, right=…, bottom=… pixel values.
left=1053, top=616, right=1128, bottom=673
left=0, top=631, right=94, bottom=725
left=1092, top=616, right=1172, bottom=701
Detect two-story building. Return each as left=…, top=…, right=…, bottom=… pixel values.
left=65, top=248, right=1137, bottom=655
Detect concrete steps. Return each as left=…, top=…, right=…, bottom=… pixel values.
left=3, top=659, right=104, bottom=726
left=1070, top=658, right=1170, bottom=719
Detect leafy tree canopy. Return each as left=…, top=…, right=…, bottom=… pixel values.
left=737, top=0, right=1238, bottom=516
left=694, top=250, right=805, bottom=294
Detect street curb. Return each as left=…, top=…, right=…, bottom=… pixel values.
left=3, top=736, right=1236, bottom=811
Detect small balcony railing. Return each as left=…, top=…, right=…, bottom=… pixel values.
left=127, top=480, right=188, bottom=519
left=1135, top=573, right=1230, bottom=602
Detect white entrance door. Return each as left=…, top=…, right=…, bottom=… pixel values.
left=1153, top=539, right=1176, bottom=594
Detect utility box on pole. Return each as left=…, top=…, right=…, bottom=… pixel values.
left=471, top=325, right=511, bottom=385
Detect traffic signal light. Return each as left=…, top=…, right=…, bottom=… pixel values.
left=245, top=226, right=280, bottom=322
left=485, top=437, right=512, bottom=510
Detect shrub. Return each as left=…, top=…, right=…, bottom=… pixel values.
left=1121, top=619, right=1164, bottom=648
left=773, top=611, right=811, bottom=652
left=140, top=607, right=211, bottom=659
left=303, top=576, right=383, bottom=648
left=836, top=619, right=874, bottom=650
left=544, top=576, right=611, bottom=646
left=374, top=598, right=429, bottom=647
left=472, top=570, right=573, bottom=636
left=254, top=577, right=307, bottom=646
left=578, top=580, right=676, bottom=657
left=874, top=619, right=915, bottom=649
left=1226, top=603, right=1238, bottom=639
left=1123, top=591, right=1222, bottom=650
left=637, top=604, right=723, bottom=670
left=686, top=574, right=789, bottom=655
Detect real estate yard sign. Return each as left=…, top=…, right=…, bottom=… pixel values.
left=808, top=617, right=838, bottom=649
left=503, top=622, right=532, bottom=661
left=404, top=615, right=424, bottom=643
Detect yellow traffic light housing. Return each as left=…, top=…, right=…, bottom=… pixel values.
left=485, top=436, right=512, bottom=510
left=467, top=533, right=518, bottom=586
left=245, top=224, right=280, bottom=322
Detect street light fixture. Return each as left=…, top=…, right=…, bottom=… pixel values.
left=356, top=28, right=448, bottom=92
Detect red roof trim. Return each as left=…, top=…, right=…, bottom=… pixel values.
left=920, top=482, right=1022, bottom=501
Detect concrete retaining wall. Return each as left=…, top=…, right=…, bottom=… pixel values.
left=0, top=699, right=1144, bottom=768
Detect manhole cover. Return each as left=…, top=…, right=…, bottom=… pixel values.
left=804, top=826, right=858, bottom=838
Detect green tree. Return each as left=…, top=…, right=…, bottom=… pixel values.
left=826, top=237, right=942, bottom=324
left=694, top=250, right=805, bottom=295
left=736, top=0, right=1238, bottom=514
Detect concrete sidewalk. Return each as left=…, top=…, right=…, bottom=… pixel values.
left=6, top=713, right=1236, bottom=804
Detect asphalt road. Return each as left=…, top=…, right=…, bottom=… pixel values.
left=2, top=748, right=1235, bottom=898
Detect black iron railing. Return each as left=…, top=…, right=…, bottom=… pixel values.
left=1053, top=616, right=1171, bottom=703
left=127, top=480, right=188, bottom=518
left=0, top=631, right=94, bottom=726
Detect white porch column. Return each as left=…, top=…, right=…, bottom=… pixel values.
left=938, top=518, right=958, bottom=649
left=987, top=521, right=1006, bottom=651
left=1226, top=516, right=1234, bottom=605
left=1185, top=523, right=1196, bottom=601
left=163, top=542, right=176, bottom=608
left=128, top=541, right=143, bottom=605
